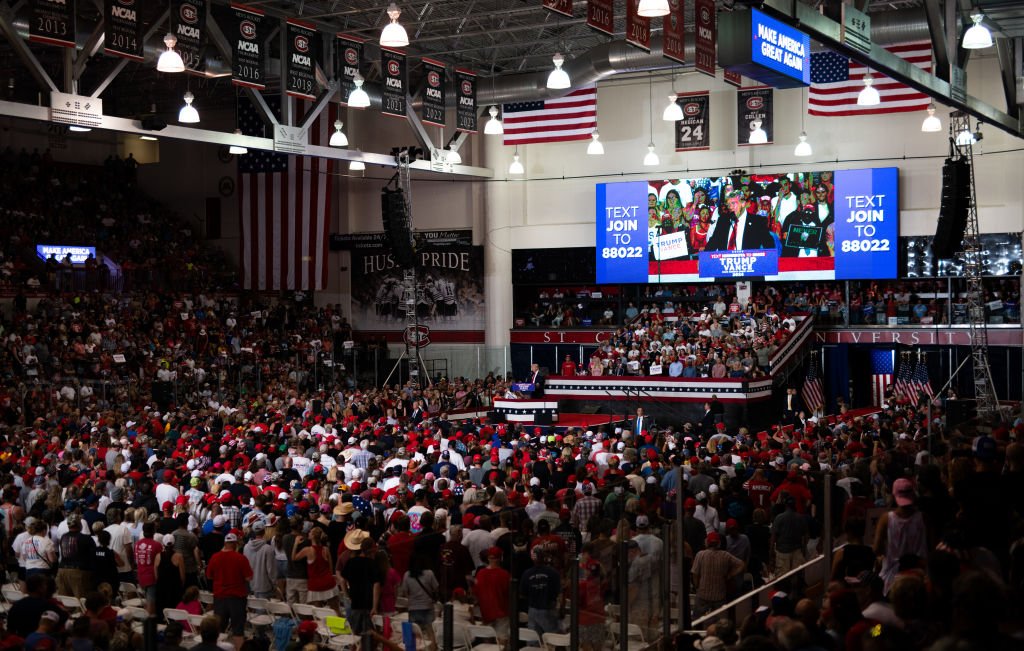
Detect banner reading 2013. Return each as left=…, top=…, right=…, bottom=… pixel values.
left=231, top=3, right=265, bottom=89
left=31, top=0, right=76, bottom=48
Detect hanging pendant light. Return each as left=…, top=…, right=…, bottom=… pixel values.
left=955, top=127, right=976, bottom=146
left=662, top=94, right=683, bottom=121
left=508, top=148, right=524, bottom=175
left=484, top=105, right=504, bottom=135
left=446, top=144, right=462, bottom=165
left=350, top=149, right=366, bottom=171
left=157, top=33, right=185, bottom=73
left=178, top=91, right=199, bottom=123
left=857, top=75, right=880, bottom=106
left=348, top=73, right=370, bottom=108
left=748, top=119, right=767, bottom=144
left=380, top=3, right=409, bottom=47
left=228, top=130, right=248, bottom=155
left=962, top=14, right=992, bottom=49
left=637, top=0, right=670, bottom=17
left=587, top=130, right=604, bottom=155
left=546, top=53, right=570, bottom=90
left=643, top=143, right=659, bottom=166
left=793, top=132, right=812, bottom=157
left=329, top=120, right=349, bottom=147
left=921, top=104, right=942, bottom=132
left=643, top=74, right=658, bottom=165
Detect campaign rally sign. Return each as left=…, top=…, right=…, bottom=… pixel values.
left=595, top=181, right=647, bottom=283
left=833, top=167, right=899, bottom=279
left=699, top=249, right=779, bottom=278
left=37, top=244, right=96, bottom=263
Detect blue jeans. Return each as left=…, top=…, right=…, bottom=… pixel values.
left=528, top=607, right=560, bottom=636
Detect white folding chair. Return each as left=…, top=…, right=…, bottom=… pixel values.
left=518, top=627, right=543, bottom=648
left=56, top=594, right=84, bottom=614
left=465, top=624, right=502, bottom=651
left=434, top=620, right=469, bottom=651
left=251, top=600, right=293, bottom=627
left=163, top=608, right=192, bottom=626
left=198, top=590, right=214, bottom=610
left=542, top=632, right=571, bottom=651
left=1, top=587, right=24, bottom=604
left=291, top=602, right=316, bottom=619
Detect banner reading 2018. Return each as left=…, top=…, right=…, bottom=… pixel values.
left=833, top=167, right=899, bottom=280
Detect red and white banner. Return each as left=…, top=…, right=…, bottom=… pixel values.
left=694, top=0, right=716, bottom=77
left=625, top=0, right=651, bottom=51
left=586, top=0, right=613, bottom=35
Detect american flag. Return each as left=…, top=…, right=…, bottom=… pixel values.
left=502, top=85, right=597, bottom=145
left=238, top=98, right=335, bottom=291
left=870, top=349, right=894, bottom=406
left=801, top=355, right=825, bottom=413
left=809, top=42, right=932, bottom=116
left=892, top=355, right=913, bottom=402
left=911, top=356, right=935, bottom=399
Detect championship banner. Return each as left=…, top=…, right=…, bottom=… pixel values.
left=694, top=0, right=716, bottom=77
left=30, top=0, right=76, bottom=48
left=285, top=19, right=318, bottom=100
left=104, top=0, right=143, bottom=60
left=674, top=91, right=710, bottom=151
left=542, top=0, right=573, bottom=17
left=350, top=243, right=485, bottom=333
left=724, top=69, right=743, bottom=87
left=662, top=0, right=685, bottom=64
left=172, top=0, right=206, bottom=72
left=586, top=0, right=613, bottom=35
left=626, top=0, right=651, bottom=51
left=381, top=47, right=406, bottom=119
left=455, top=69, right=477, bottom=133
left=421, top=58, right=446, bottom=128
left=737, top=86, right=773, bottom=146
left=230, top=4, right=265, bottom=89
left=336, top=34, right=363, bottom=105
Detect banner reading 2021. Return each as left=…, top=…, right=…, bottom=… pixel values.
left=833, top=167, right=899, bottom=279
left=595, top=181, right=647, bottom=283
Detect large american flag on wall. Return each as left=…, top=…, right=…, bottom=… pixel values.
left=502, top=85, right=597, bottom=145
left=809, top=42, right=932, bottom=116
left=238, top=98, right=336, bottom=291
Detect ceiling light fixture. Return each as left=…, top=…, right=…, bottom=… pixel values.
left=643, top=74, right=659, bottom=166
left=178, top=91, right=199, bottom=123
left=484, top=105, right=504, bottom=135
left=139, top=135, right=158, bottom=141
left=637, top=0, right=670, bottom=17
left=330, top=120, right=349, bottom=147
left=68, top=126, right=91, bottom=132
left=350, top=149, right=366, bottom=171
left=157, top=33, right=185, bottom=73
left=508, top=147, right=524, bottom=175
left=380, top=3, right=409, bottom=48
left=663, top=94, right=683, bottom=121
left=643, top=143, right=659, bottom=166
left=748, top=119, right=767, bottom=144
left=446, top=145, right=462, bottom=165
left=857, top=75, right=880, bottom=106
left=962, top=13, right=993, bottom=49
left=546, top=53, right=570, bottom=90
left=587, top=130, right=604, bottom=155
left=794, top=132, right=812, bottom=157
left=348, top=73, right=370, bottom=108
left=921, top=103, right=942, bottom=132
left=955, top=127, right=976, bottom=146
left=228, top=129, right=248, bottom=155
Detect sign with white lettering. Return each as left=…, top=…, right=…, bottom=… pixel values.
left=230, top=4, right=265, bottom=89
left=694, top=0, right=716, bottom=77
left=171, top=0, right=206, bottom=72
left=719, top=8, right=809, bottom=88
left=285, top=19, right=319, bottom=100
left=595, top=181, right=648, bottom=283
left=335, top=34, right=363, bottom=105
left=736, top=86, right=773, bottom=146
left=586, top=0, right=613, bottom=35
left=662, top=0, right=685, bottom=64
left=833, top=167, right=899, bottom=279
left=421, top=58, right=446, bottom=128
left=104, top=0, right=143, bottom=60
left=455, top=69, right=477, bottom=133
left=626, top=0, right=651, bottom=51
left=674, top=91, right=710, bottom=152
left=699, top=249, right=779, bottom=278
left=381, top=47, right=406, bottom=119
left=36, top=244, right=96, bottom=263
left=31, top=0, right=76, bottom=48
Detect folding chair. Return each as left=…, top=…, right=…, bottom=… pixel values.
left=250, top=600, right=293, bottom=628
left=518, top=627, right=543, bottom=649
left=465, top=624, right=502, bottom=651
left=434, top=620, right=469, bottom=651
left=541, top=632, right=570, bottom=651
left=56, top=594, right=84, bottom=614
left=291, top=602, right=316, bottom=619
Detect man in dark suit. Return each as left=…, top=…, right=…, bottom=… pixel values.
left=529, top=362, right=546, bottom=397
left=782, top=387, right=804, bottom=425
left=707, top=190, right=777, bottom=251
left=632, top=407, right=654, bottom=434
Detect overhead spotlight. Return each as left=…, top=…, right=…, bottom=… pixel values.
left=380, top=3, right=409, bottom=48
left=329, top=120, right=349, bottom=147
left=643, top=142, right=659, bottom=166
left=178, top=91, right=199, bottom=123
left=793, top=131, right=812, bottom=157
left=508, top=148, right=524, bottom=175
left=857, top=75, right=880, bottom=106
left=348, top=73, right=370, bottom=108
left=350, top=149, right=366, bottom=171
left=748, top=119, right=767, bottom=144
left=662, top=94, right=683, bottom=121
left=228, top=129, right=248, bottom=155
left=139, top=135, right=158, bottom=141
left=962, top=13, right=992, bottom=49
left=157, top=33, right=185, bottom=73
left=446, top=146, right=462, bottom=165
left=921, top=103, right=942, bottom=132
left=637, top=0, right=670, bottom=17
left=587, top=130, right=604, bottom=155
left=484, top=105, right=504, bottom=135
left=546, top=53, right=570, bottom=90
left=955, top=127, right=976, bottom=146
left=68, top=126, right=92, bottom=132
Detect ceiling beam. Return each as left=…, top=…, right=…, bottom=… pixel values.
left=995, top=37, right=1019, bottom=119
left=0, top=5, right=57, bottom=92
left=924, top=0, right=951, bottom=82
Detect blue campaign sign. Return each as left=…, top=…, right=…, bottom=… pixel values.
left=698, top=249, right=779, bottom=278
left=833, top=167, right=899, bottom=279
left=595, top=182, right=648, bottom=283
left=750, top=9, right=810, bottom=85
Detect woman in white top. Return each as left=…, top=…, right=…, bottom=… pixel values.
left=19, top=519, right=56, bottom=578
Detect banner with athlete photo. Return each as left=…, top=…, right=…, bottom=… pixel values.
left=349, top=232, right=485, bottom=333
left=336, top=34, right=363, bottom=105
left=674, top=91, right=710, bottom=152
left=230, top=3, right=265, bottom=89
left=104, top=0, right=143, bottom=60
left=285, top=19, right=319, bottom=100
left=737, top=86, right=773, bottom=146
left=421, top=58, right=446, bottom=128
left=172, top=0, right=206, bottom=72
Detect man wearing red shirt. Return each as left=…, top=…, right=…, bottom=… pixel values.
left=206, top=531, right=252, bottom=650
left=473, top=547, right=511, bottom=645
left=134, top=521, right=162, bottom=615
left=771, top=470, right=813, bottom=514
left=743, top=468, right=775, bottom=512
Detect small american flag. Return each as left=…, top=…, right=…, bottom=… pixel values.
left=892, top=355, right=913, bottom=403
left=809, top=42, right=932, bottom=116
left=870, top=349, right=894, bottom=406
left=238, top=97, right=335, bottom=291
left=911, top=356, right=935, bottom=399
left=801, top=355, right=825, bottom=414
left=502, top=85, right=597, bottom=145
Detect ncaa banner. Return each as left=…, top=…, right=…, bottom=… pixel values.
left=104, top=0, right=143, bottom=60
left=737, top=86, right=773, bottom=146
left=421, top=58, right=446, bottom=128
left=285, top=19, right=318, bottom=100
left=31, top=0, right=76, bottom=48
left=455, top=69, right=477, bottom=133
left=674, top=91, right=710, bottom=152
left=724, top=70, right=743, bottom=87
left=335, top=34, right=363, bottom=105
left=230, top=4, right=265, bottom=89
left=662, top=0, right=684, bottom=64
left=171, top=0, right=206, bottom=72
left=625, top=0, right=651, bottom=51
left=381, top=47, right=406, bottom=119
left=542, top=0, right=573, bottom=17
left=586, top=0, right=613, bottom=35
left=694, top=0, right=716, bottom=77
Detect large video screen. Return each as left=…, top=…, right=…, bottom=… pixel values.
left=596, top=167, right=899, bottom=283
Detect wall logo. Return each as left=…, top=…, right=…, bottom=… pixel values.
left=403, top=325, right=431, bottom=348
left=294, top=34, right=309, bottom=52
left=427, top=71, right=441, bottom=87
left=746, top=96, right=764, bottom=110
left=387, top=59, right=400, bottom=76
left=345, top=48, right=358, bottom=65
left=240, top=20, right=256, bottom=39
left=461, top=80, right=473, bottom=95
left=699, top=6, right=710, bottom=22
left=180, top=3, right=198, bottom=24
left=684, top=102, right=701, bottom=116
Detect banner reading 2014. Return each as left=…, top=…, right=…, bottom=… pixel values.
left=104, top=0, right=143, bottom=60
left=231, top=4, right=265, bottom=89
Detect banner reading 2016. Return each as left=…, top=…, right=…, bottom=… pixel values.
left=231, top=3, right=265, bottom=89
left=833, top=167, right=899, bottom=279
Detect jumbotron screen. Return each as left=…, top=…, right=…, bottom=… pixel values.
left=595, top=167, right=899, bottom=283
